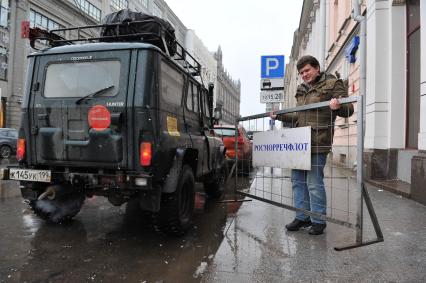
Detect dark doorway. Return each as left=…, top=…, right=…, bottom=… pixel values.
left=406, top=0, right=420, bottom=149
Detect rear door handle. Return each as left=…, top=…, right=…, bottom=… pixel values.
left=65, top=140, right=90, bottom=147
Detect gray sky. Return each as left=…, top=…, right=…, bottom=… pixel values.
left=164, top=0, right=303, bottom=117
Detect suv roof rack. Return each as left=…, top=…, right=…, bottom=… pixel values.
left=25, top=20, right=202, bottom=78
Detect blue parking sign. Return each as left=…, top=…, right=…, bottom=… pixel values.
left=261, top=55, right=285, bottom=78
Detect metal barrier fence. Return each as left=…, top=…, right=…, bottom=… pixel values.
left=232, top=95, right=383, bottom=250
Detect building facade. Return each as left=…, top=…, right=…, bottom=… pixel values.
left=2, top=0, right=240, bottom=129
left=184, top=29, right=217, bottom=98
left=283, top=0, right=359, bottom=168
left=284, top=0, right=426, bottom=205
left=214, top=46, right=241, bottom=125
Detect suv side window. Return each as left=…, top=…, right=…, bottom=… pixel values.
left=186, top=84, right=193, bottom=111
left=192, top=83, right=199, bottom=113
left=161, top=60, right=184, bottom=105
left=186, top=81, right=200, bottom=113
left=199, top=89, right=212, bottom=128
left=203, top=90, right=210, bottom=118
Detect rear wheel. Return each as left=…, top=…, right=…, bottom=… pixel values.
left=204, top=163, right=228, bottom=199
left=29, top=185, right=85, bottom=223
left=0, top=145, right=11, bottom=159
left=153, top=165, right=195, bottom=236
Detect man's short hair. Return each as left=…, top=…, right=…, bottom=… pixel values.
left=297, top=55, right=320, bottom=71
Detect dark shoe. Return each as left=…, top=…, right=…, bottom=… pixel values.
left=308, top=223, right=327, bottom=235
left=285, top=218, right=312, bottom=231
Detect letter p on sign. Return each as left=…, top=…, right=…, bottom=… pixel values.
left=261, top=55, right=285, bottom=78
left=266, top=58, right=279, bottom=76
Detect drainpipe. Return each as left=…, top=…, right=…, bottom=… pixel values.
left=352, top=0, right=366, bottom=244
left=320, top=0, right=326, bottom=69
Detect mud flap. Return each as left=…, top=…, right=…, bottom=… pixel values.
left=162, top=148, right=185, bottom=193
left=138, top=188, right=162, bottom=212
left=20, top=186, right=39, bottom=201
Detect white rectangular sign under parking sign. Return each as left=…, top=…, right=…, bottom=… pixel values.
left=260, top=91, right=284, bottom=103
left=253, top=127, right=311, bottom=170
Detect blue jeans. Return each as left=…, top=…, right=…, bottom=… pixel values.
left=291, top=153, right=328, bottom=224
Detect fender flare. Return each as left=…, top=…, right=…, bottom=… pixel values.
left=219, top=144, right=226, bottom=156
left=162, top=148, right=196, bottom=193
left=212, top=144, right=227, bottom=172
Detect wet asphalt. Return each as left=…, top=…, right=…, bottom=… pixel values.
left=1, top=159, right=426, bottom=282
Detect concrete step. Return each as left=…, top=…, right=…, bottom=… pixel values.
left=366, top=179, right=411, bottom=198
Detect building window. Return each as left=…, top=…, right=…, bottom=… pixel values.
left=343, top=60, right=349, bottom=79
left=29, top=10, right=64, bottom=31
left=0, top=0, right=9, bottom=28
left=0, top=52, right=7, bottom=81
left=406, top=0, right=421, bottom=148
left=111, top=0, right=129, bottom=10
left=74, top=0, right=102, bottom=21
left=152, top=2, right=163, bottom=18
left=0, top=27, right=7, bottom=80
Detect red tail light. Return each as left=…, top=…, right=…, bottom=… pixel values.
left=140, top=142, right=152, bottom=166
left=17, top=138, right=26, bottom=161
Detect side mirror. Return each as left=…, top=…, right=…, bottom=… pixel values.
left=213, top=107, right=222, bottom=122
left=208, top=83, right=214, bottom=112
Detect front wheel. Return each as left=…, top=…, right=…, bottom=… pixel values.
left=153, top=165, right=195, bottom=236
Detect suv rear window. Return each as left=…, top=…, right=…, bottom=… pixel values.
left=0, top=129, right=17, bottom=138
left=44, top=60, right=121, bottom=98
left=214, top=128, right=236, bottom=137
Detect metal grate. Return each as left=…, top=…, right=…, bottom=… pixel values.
left=231, top=95, right=383, bottom=250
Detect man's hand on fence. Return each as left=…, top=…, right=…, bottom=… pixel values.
left=270, top=111, right=277, bottom=120
left=329, top=98, right=341, bottom=110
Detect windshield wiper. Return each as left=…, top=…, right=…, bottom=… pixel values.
left=75, top=85, right=115, bottom=104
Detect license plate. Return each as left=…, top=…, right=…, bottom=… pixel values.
left=9, top=168, right=51, bottom=183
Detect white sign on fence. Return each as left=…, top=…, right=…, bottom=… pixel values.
left=252, top=127, right=311, bottom=170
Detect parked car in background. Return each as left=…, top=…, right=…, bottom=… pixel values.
left=213, top=125, right=253, bottom=172
left=0, top=128, right=18, bottom=159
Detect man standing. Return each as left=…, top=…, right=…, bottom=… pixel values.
left=271, top=55, right=353, bottom=235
